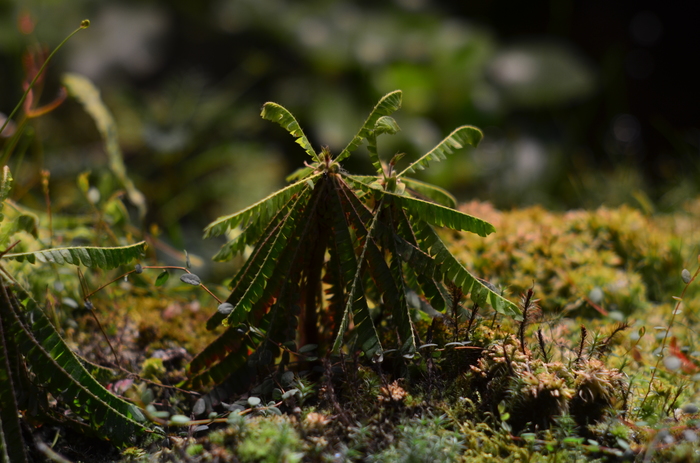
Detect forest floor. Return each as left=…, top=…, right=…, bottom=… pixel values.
left=40, top=200, right=700, bottom=462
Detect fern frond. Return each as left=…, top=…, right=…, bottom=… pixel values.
left=286, top=166, right=315, bottom=182
left=1, top=284, right=151, bottom=446
left=3, top=242, right=146, bottom=269
left=381, top=207, right=417, bottom=354
left=335, top=90, right=402, bottom=163
left=402, top=177, right=457, bottom=208
left=261, top=102, right=319, bottom=162
left=204, top=174, right=320, bottom=239
left=367, top=115, right=401, bottom=176
left=379, top=189, right=495, bottom=237
left=335, top=179, right=417, bottom=354
left=206, top=185, right=312, bottom=329
left=394, top=209, right=447, bottom=312
left=330, top=178, right=381, bottom=357
left=0, top=287, right=28, bottom=463
left=398, top=125, right=483, bottom=177
left=323, top=228, right=347, bottom=338
left=186, top=326, right=252, bottom=390
left=414, top=221, right=521, bottom=319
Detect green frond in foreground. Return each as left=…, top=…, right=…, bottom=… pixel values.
left=0, top=290, right=28, bottom=463
left=367, top=115, right=401, bottom=176
left=3, top=241, right=146, bottom=269
left=204, top=174, right=320, bottom=239
left=330, top=184, right=383, bottom=358
left=414, top=221, right=521, bottom=319
left=398, top=125, right=483, bottom=177
left=195, top=90, right=517, bottom=394
left=216, top=185, right=312, bottom=328
left=379, top=189, right=495, bottom=237
left=186, top=326, right=254, bottom=390
left=335, top=90, right=402, bottom=163
left=401, top=177, right=457, bottom=208
left=261, top=102, right=319, bottom=162
left=1, top=283, right=152, bottom=447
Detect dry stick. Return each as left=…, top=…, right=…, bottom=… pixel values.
left=78, top=267, right=121, bottom=369
left=639, top=262, right=700, bottom=414
left=518, top=287, right=535, bottom=356
left=575, top=325, right=588, bottom=364
left=127, top=372, right=200, bottom=397
left=0, top=240, right=21, bottom=258
left=596, top=322, right=629, bottom=358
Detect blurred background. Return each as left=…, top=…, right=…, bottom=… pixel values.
left=1, top=0, right=698, bottom=252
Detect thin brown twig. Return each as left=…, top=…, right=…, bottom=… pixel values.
left=0, top=240, right=21, bottom=258
left=84, top=265, right=223, bottom=304
left=639, top=261, right=700, bottom=414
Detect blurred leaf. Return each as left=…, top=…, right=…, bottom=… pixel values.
left=488, top=42, right=595, bottom=108
left=180, top=273, right=201, bottom=286
left=3, top=242, right=146, bottom=269
left=155, top=270, right=169, bottom=287
left=62, top=73, right=147, bottom=219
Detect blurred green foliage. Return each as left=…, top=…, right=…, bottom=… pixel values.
left=5, top=0, right=695, bottom=259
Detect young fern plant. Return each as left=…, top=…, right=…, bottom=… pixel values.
left=187, top=90, right=519, bottom=390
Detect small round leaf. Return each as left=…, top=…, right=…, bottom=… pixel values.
left=218, top=303, right=234, bottom=315
left=298, top=344, right=318, bottom=354
left=169, top=414, right=190, bottom=425
left=193, top=398, right=206, bottom=416
left=247, top=397, right=261, bottom=407
left=180, top=273, right=201, bottom=286
left=682, top=269, right=692, bottom=284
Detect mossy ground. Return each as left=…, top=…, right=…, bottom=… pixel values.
left=52, top=200, right=700, bottom=462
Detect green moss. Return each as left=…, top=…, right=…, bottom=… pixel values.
left=236, top=416, right=305, bottom=463
left=140, top=357, right=166, bottom=380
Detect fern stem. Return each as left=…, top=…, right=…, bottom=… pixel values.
left=0, top=21, right=90, bottom=161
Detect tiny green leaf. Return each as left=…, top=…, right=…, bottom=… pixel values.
left=155, top=270, right=169, bottom=286
left=374, top=115, right=400, bottom=135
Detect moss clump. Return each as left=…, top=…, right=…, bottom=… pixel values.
left=236, top=415, right=305, bottom=463
left=139, top=357, right=166, bottom=380
left=450, top=201, right=699, bottom=315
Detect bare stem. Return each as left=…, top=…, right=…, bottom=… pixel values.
left=0, top=20, right=90, bottom=145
